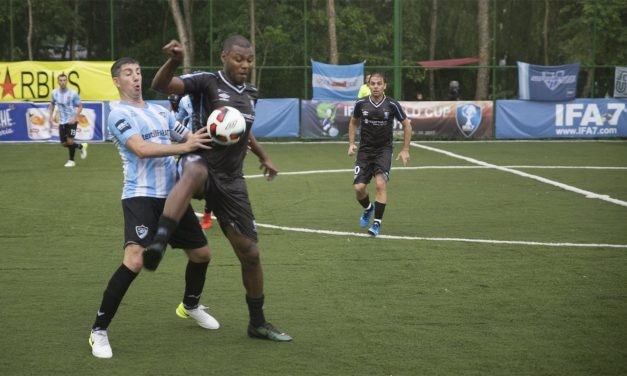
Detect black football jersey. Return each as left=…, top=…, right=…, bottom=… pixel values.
left=182, top=71, right=258, bottom=176
left=352, top=95, right=407, bottom=149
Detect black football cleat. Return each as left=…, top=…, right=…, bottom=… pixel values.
left=143, top=242, right=166, bottom=271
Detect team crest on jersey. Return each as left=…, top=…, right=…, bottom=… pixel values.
left=455, top=104, right=482, bottom=138
left=384, top=111, right=390, bottom=120
left=135, top=225, right=149, bottom=239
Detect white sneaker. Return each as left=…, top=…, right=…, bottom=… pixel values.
left=64, top=160, right=76, bottom=168
left=80, top=143, right=88, bottom=159
left=89, top=330, right=113, bottom=359
left=176, top=303, right=220, bottom=329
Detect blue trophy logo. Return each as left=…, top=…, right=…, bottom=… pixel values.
left=455, top=104, right=482, bottom=138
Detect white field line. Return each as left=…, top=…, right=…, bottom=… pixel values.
left=194, top=213, right=627, bottom=249
left=411, top=142, right=627, bottom=208
left=244, top=165, right=627, bottom=179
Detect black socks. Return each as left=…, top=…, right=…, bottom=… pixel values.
left=92, top=264, right=138, bottom=331
left=183, top=260, right=209, bottom=309
left=246, top=295, right=266, bottom=327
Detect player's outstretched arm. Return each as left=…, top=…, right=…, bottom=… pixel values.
left=126, top=130, right=211, bottom=159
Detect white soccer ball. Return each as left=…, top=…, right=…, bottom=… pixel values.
left=207, top=106, right=247, bottom=145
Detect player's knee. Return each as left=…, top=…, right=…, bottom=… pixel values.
left=188, top=247, right=211, bottom=263
left=238, top=243, right=260, bottom=268
left=354, top=184, right=367, bottom=195
left=180, top=163, right=208, bottom=187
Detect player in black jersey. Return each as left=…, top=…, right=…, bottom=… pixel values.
left=347, top=73, right=412, bottom=237
left=146, top=36, right=291, bottom=342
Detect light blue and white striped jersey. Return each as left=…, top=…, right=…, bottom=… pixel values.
left=107, top=102, right=189, bottom=199
left=176, top=95, right=193, bottom=129
left=51, top=88, right=80, bottom=124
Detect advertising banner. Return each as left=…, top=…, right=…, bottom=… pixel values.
left=0, top=101, right=104, bottom=142
left=517, top=61, right=579, bottom=101
left=614, top=66, right=627, bottom=98
left=311, top=60, right=364, bottom=101
left=301, top=100, right=493, bottom=140
left=0, top=61, right=117, bottom=102
left=252, top=98, right=300, bottom=138
left=496, top=99, right=627, bottom=139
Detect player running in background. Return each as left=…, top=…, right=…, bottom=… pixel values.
left=49, top=73, right=87, bottom=167
left=347, top=72, right=412, bottom=237
left=147, top=35, right=292, bottom=342
left=88, top=57, right=215, bottom=359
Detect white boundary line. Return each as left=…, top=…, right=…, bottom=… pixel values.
left=244, top=165, right=627, bottom=179
left=410, top=142, right=627, bottom=207
left=196, top=142, right=627, bottom=249
left=194, top=213, right=627, bottom=249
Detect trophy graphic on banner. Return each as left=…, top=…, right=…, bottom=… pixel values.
left=455, top=103, right=482, bottom=138
left=461, top=105, right=477, bottom=132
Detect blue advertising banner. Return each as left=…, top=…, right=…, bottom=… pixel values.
left=0, top=101, right=104, bottom=142
left=252, top=98, right=299, bottom=138
left=496, top=99, right=627, bottom=139
left=517, top=61, right=579, bottom=101
left=312, top=60, right=364, bottom=101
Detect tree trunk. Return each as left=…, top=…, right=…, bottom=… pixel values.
left=428, top=0, right=438, bottom=100
left=543, top=0, right=549, bottom=65
left=182, top=0, right=194, bottom=67
left=475, top=0, right=490, bottom=100
left=168, top=0, right=192, bottom=72
left=27, top=0, right=33, bottom=60
left=327, top=0, right=338, bottom=64
left=70, top=0, right=79, bottom=60
left=250, top=0, right=257, bottom=85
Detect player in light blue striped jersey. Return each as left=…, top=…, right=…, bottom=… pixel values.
left=49, top=73, right=87, bottom=167
left=88, top=57, right=215, bottom=359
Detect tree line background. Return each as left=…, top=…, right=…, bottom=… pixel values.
left=0, top=0, right=625, bottom=101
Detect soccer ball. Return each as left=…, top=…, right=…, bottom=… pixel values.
left=206, top=106, right=247, bottom=145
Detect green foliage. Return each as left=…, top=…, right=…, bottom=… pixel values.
left=0, top=0, right=622, bottom=98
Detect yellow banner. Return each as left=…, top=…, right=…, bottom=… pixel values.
left=0, top=61, right=118, bottom=102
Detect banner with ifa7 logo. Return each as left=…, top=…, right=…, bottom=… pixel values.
left=496, top=99, right=627, bottom=139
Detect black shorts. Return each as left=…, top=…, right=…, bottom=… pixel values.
left=353, top=146, right=393, bottom=184
left=204, top=172, right=258, bottom=242
left=121, top=197, right=207, bottom=250
left=59, top=122, right=77, bottom=144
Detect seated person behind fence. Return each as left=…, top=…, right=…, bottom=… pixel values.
left=446, top=80, right=461, bottom=100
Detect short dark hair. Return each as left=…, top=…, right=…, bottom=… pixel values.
left=111, top=57, right=139, bottom=78
left=369, top=72, right=386, bottom=83
left=222, top=35, right=252, bottom=53
left=58, top=72, right=67, bottom=79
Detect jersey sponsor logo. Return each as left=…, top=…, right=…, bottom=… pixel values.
left=218, top=89, right=230, bottom=101
left=455, top=104, right=482, bottom=138
left=135, top=225, right=149, bottom=239
left=115, top=119, right=131, bottom=134
left=142, top=129, right=170, bottom=140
